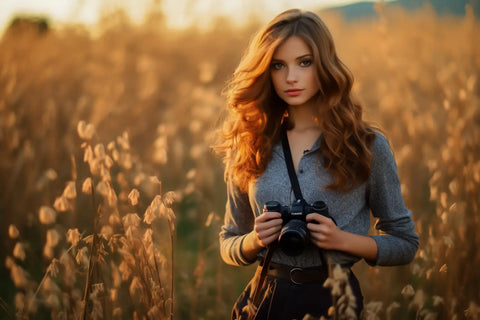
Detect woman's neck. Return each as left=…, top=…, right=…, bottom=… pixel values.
left=287, top=103, right=320, bottom=132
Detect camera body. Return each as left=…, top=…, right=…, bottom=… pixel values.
left=265, top=199, right=331, bottom=256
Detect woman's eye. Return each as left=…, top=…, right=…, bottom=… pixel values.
left=271, top=63, right=284, bottom=70
left=300, top=59, right=312, bottom=67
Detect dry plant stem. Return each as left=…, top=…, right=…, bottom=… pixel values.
left=82, top=177, right=99, bottom=320
left=154, top=180, right=174, bottom=319
left=0, top=297, right=14, bottom=319
left=148, top=236, right=168, bottom=317
left=191, top=226, right=205, bottom=319
left=71, top=154, right=77, bottom=181
left=170, top=228, right=174, bottom=320
left=148, top=183, right=169, bottom=316
left=216, top=255, right=223, bottom=314
left=158, top=183, right=175, bottom=320
left=137, top=245, right=154, bottom=306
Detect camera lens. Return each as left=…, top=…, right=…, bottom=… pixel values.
left=278, top=220, right=308, bottom=256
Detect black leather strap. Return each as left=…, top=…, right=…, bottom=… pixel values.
left=280, top=126, right=331, bottom=269
left=265, top=263, right=330, bottom=284
left=251, top=244, right=276, bottom=309
left=263, top=263, right=352, bottom=285
left=281, top=128, right=303, bottom=201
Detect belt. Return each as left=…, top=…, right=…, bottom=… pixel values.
left=263, top=263, right=330, bottom=285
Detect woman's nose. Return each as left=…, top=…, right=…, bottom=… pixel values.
left=286, top=68, right=298, bottom=83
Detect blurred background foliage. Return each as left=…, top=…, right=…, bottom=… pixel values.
left=1, top=1, right=479, bottom=319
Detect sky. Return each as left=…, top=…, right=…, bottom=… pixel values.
left=0, top=0, right=380, bottom=33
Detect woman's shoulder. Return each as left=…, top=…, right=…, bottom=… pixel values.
left=370, top=130, right=394, bottom=160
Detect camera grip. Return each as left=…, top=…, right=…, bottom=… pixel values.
left=264, top=200, right=282, bottom=213
left=312, top=201, right=337, bottom=225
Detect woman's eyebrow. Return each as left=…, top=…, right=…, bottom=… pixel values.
left=296, top=54, right=313, bottom=60
left=271, top=53, right=313, bottom=62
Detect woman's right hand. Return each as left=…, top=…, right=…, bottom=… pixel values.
left=252, top=210, right=283, bottom=248
left=241, top=210, right=282, bottom=262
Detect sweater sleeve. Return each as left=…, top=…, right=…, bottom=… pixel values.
left=219, top=181, right=257, bottom=266
left=367, top=133, right=419, bottom=266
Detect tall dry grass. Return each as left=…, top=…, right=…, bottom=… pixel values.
left=0, top=4, right=479, bottom=319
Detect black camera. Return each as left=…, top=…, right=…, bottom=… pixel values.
left=265, top=199, right=331, bottom=256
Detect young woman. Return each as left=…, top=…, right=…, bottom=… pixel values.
left=214, top=9, right=419, bottom=319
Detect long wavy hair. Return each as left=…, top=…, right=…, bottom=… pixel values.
left=214, top=9, right=376, bottom=193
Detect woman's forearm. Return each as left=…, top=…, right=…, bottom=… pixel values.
left=241, top=231, right=264, bottom=262
left=336, top=230, right=378, bottom=262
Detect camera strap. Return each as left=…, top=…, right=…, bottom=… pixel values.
left=250, top=127, right=328, bottom=315
left=281, top=128, right=304, bottom=201
left=281, top=126, right=330, bottom=269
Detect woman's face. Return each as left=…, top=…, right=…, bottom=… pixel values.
left=270, top=36, right=320, bottom=108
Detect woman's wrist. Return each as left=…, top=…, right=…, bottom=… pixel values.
left=241, top=231, right=264, bottom=261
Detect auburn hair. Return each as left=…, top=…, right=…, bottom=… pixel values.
left=214, top=9, right=376, bottom=193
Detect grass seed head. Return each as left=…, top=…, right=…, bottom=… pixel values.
left=94, top=143, right=106, bottom=159
left=84, top=145, right=93, bottom=163
left=117, top=131, right=130, bottom=150
left=82, top=177, right=93, bottom=194
left=465, top=302, right=480, bottom=319
left=105, top=155, right=114, bottom=169
left=53, top=196, right=70, bottom=212
left=108, top=211, right=122, bottom=226
left=62, top=181, right=77, bottom=199
left=96, top=180, right=110, bottom=197
left=129, top=276, right=143, bottom=304
left=39, top=206, right=57, bottom=224
left=128, top=188, right=140, bottom=206
left=432, top=296, right=444, bottom=307
left=147, top=305, right=162, bottom=319
left=46, top=229, right=61, bottom=248
left=143, top=228, right=153, bottom=244
left=5, top=256, right=14, bottom=269
left=11, top=264, right=28, bottom=288
left=8, top=224, right=20, bottom=239
left=100, top=225, right=114, bottom=239
left=77, top=121, right=95, bottom=140
left=401, top=284, right=415, bottom=300
left=66, top=228, right=81, bottom=247
left=123, top=213, right=141, bottom=229
left=13, top=243, right=26, bottom=261
left=75, top=247, right=89, bottom=266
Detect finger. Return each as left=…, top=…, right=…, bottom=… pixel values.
left=260, top=233, right=281, bottom=246
left=309, top=230, right=326, bottom=242
left=307, top=214, right=336, bottom=228
left=256, top=223, right=282, bottom=238
left=310, top=237, right=326, bottom=249
left=259, top=211, right=282, bottom=221
left=306, top=213, right=329, bottom=223
left=306, top=222, right=321, bottom=232
left=256, top=215, right=282, bottom=229
left=255, top=221, right=281, bottom=235
left=260, top=217, right=283, bottom=229
left=307, top=223, right=333, bottom=238
left=309, top=232, right=331, bottom=250
left=256, top=220, right=282, bottom=235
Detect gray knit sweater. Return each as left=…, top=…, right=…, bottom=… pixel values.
left=219, top=132, right=419, bottom=268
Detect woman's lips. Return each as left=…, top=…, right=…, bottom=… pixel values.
left=285, top=89, right=303, bottom=96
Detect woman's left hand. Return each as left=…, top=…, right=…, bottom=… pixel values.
left=306, top=213, right=343, bottom=250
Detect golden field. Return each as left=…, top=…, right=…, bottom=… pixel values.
left=0, top=4, right=479, bottom=319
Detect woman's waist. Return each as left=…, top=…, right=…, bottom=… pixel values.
left=257, top=261, right=352, bottom=285
left=256, top=247, right=359, bottom=268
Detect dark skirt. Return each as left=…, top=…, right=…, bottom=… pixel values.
left=232, top=265, right=363, bottom=320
